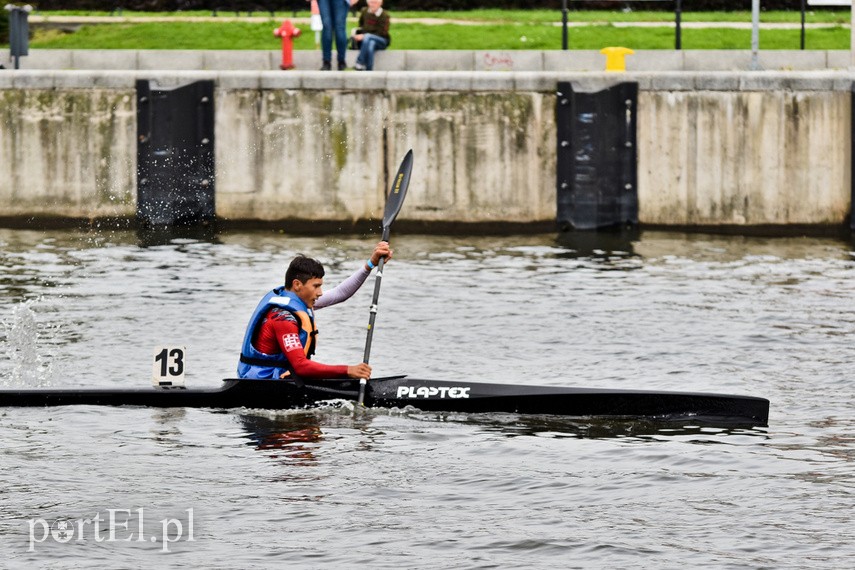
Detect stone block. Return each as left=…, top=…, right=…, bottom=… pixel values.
left=475, top=51, right=543, bottom=72
left=428, top=73, right=472, bottom=91
left=291, top=51, right=323, bottom=71
left=217, top=71, right=263, bottom=90
left=342, top=72, right=389, bottom=90
left=514, top=72, right=562, bottom=92
left=94, top=70, right=139, bottom=89
left=831, top=72, right=855, bottom=91
left=733, top=71, right=837, bottom=92
left=21, top=50, right=73, bottom=70
left=138, top=51, right=205, bottom=71
left=70, top=50, right=138, bottom=71
left=738, top=73, right=796, bottom=91
left=826, top=50, right=851, bottom=71
left=204, top=51, right=271, bottom=71
left=148, top=71, right=218, bottom=89
left=405, top=51, right=474, bottom=72
left=468, top=72, right=516, bottom=91
left=300, top=71, right=346, bottom=90
left=759, top=51, right=827, bottom=71
left=372, top=51, right=406, bottom=71
left=50, top=70, right=107, bottom=89
left=693, top=72, right=741, bottom=91
left=683, top=50, right=753, bottom=72
left=259, top=71, right=303, bottom=90
left=784, top=71, right=837, bottom=91
left=11, top=72, right=57, bottom=89
left=565, top=74, right=625, bottom=93
left=385, top=71, right=432, bottom=92
left=643, top=72, right=697, bottom=91
left=543, top=51, right=602, bottom=72
left=630, top=51, right=684, bottom=72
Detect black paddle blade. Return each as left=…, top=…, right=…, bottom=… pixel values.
left=382, top=149, right=413, bottom=231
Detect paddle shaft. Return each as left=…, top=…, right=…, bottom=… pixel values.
left=357, top=229, right=389, bottom=406
left=357, top=150, right=413, bottom=406
left=362, top=226, right=390, bottom=366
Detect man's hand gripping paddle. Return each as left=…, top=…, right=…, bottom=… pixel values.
left=358, top=150, right=413, bottom=406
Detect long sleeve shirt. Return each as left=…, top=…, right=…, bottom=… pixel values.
left=253, top=266, right=371, bottom=378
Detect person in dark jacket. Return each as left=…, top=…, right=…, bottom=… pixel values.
left=351, top=0, right=391, bottom=71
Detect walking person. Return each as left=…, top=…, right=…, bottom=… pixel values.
left=316, top=0, right=358, bottom=70
left=352, top=0, right=391, bottom=71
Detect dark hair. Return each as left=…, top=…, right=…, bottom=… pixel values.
left=285, top=255, right=325, bottom=289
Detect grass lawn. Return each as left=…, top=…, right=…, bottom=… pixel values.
left=27, top=21, right=850, bottom=51
left=31, top=9, right=854, bottom=24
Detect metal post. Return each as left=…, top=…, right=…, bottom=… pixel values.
left=562, top=0, right=569, bottom=51
left=849, top=80, right=855, bottom=232
left=5, top=4, right=32, bottom=71
left=750, top=0, right=760, bottom=70
left=851, top=0, right=855, bottom=68
left=675, top=0, right=682, bottom=50
left=851, top=81, right=855, bottom=230
left=800, top=0, right=806, bottom=50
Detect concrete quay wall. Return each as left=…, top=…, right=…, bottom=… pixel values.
left=0, top=70, right=852, bottom=228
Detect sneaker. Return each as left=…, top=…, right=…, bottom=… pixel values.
left=320, top=61, right=331, bottom=71
left=337, top=61, right=347, bottom=71
left=354, top=62, right=367, bottom=71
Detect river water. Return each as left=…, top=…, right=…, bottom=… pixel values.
left=0, top=227, right=853, bottom=568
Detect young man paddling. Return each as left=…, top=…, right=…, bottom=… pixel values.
left=237, top=242, right=391, bottom=381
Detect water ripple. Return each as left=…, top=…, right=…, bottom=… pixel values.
left=1, top=229, right=854, bottom=567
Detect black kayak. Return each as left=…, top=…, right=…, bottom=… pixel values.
left=0, top=376, right=769, bottom=427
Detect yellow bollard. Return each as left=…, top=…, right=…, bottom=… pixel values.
left=600, top=47, right=634, bottom=72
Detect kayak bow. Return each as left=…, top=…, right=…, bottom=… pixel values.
left=0, top=376, right=769, bottom=427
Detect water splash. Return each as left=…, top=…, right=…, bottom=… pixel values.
left=1, top=299, right=54, bottom=388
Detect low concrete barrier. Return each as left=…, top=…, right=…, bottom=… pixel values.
left=2, top=49, right=852, bottom=73
left=0, top=70, right=852, bottom=229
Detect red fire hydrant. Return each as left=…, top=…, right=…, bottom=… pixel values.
left=274, top=20, right=301, bottom=70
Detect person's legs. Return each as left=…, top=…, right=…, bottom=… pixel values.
left=317, top=0, right=333, bottom=67
left=331, top=0, right=349, bottom=68
left=356, top=33, right=388, bottom=71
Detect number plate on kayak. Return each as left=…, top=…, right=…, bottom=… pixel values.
left=152, top=346, right=186, bottom=388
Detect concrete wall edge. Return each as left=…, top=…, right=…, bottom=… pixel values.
left=2, top=70, right=855, bottom=92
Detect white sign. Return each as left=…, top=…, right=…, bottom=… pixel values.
left=27, top=508, right=194, bottom=552
left=807, top=0, right=851, bottom=6
left=152, top=346, right=186, bottom=387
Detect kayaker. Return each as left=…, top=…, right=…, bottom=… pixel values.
left=237, top=242, right=391, bottom=381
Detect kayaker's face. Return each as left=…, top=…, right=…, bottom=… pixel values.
left=293, top=277, right=323, bottom=308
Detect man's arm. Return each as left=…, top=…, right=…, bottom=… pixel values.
left=314, top=265, right=370, bottom=310
left=271, top=319, right=348, bottom=377
left=314, top=241, right=392, bottom=310
left=270, top=319, right=370, bottom=379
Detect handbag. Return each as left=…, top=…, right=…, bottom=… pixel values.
left=349, top=27, right=362, bottom=50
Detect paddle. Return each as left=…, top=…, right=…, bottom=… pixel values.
left=358, top=149, right=413, bottom=405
